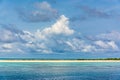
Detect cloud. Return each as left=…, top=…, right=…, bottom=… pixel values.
left=2, top=43, right=13, bottom=49
left=35, top=1, right=56, bottom=12
left=69, top=5, right=113, bottom=22
left=0, top=15, right=120, bottom=54
left=0, top=24, right=34, bottom=43
left=0, top=24, right=20, bottom=43
left=85, top=31, right=120, bottom=52
left=65, top=38, right=96, bottom=52
left=65, top=38, right=119, bottom=53
left=96, top=31, right=120, bottom=41
left=0, top=43, right=24, bottom=53
left=75, top=5, right=110, bottom=20
left=34, top=15, right=74, bottom=40
left=86, top=31, right=120, bottom=42
left=71, top=2, right=120, bottom=22
left=94, top=40, right=119, bottom=50
left=0, top=15, right=74, bottom=53
left=18, top=1, right=58, bottom=22
left=41, top=15, right=74, bottom=36
left=33, top=15, right=74, bottom=53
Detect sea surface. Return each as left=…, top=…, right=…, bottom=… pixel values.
left=0, top=62, right=120, bottom=80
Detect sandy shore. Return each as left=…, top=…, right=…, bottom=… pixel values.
left=0, top=60, right=120, bottom=62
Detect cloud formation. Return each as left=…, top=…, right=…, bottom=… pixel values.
left=96, top=31, right=120, bottom=41
left=94, top=40, right=119, bottom=51
left=0, top=15, right=120, bottom=54
left=18, top=1, right=58, bottom=22
left=78, top=5, right=110, bottom=18
left=41, top=15, right=74, bottom=36
left=0, top=15, right=74, bottom=53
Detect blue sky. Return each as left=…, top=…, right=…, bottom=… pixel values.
left=0, top=0, right=120, bottom=58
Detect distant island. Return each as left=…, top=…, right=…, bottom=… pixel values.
left=0, top=58, right=120, bottom=61
left=0, top=58, right=119, bottom=62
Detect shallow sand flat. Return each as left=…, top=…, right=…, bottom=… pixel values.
left=0, top=60, right=120, bottom=62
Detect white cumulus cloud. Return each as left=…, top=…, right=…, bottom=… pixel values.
left=35, top=15, right=74, bottom=40
left=42, top=15, right=74, bottom=35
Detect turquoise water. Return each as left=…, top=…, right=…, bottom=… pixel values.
left=0, top=62, right=120, bottom=80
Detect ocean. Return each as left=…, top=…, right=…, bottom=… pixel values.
left=0, top=62, right=120, bottom=80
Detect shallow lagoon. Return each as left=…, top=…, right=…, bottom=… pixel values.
left=0, top=62, right=120, bottom=80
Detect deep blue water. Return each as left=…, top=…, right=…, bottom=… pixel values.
left=0, top=62, right=120, bottom=80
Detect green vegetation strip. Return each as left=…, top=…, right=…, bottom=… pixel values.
left=0, top=58, right=120, bottom=60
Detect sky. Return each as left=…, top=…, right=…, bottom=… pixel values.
left=0, top=0, right=120, bottom=58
